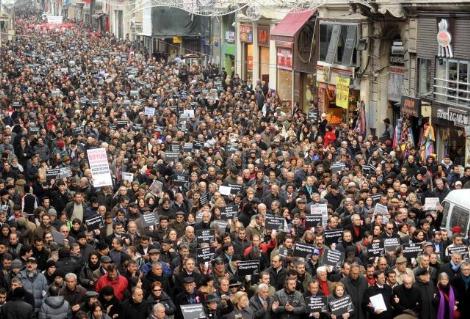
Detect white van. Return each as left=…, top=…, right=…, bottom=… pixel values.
left=441, top=189, right=470, bottom=238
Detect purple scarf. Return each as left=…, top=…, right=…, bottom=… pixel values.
left=437, top=286, right=455, bottom=319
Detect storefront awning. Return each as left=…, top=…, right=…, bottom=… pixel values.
left=271, top=9, right=315, bottom=42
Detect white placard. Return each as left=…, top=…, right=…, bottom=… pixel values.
left=122, top=172, right=134, bottom=183
left=219, top=186, right=232, bottom=196
left=87, top=148, right=113, bottom=187
left=424, top=197, right=439, bottom=211
left=369, top=294, right=387, bottom=312
left=47, top=16, right=63, bottom=24
left=144, top=107, right=155, bottom=117
left=182, top=110, right=195, bottom=118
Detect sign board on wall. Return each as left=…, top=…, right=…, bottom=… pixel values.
left=239, top=24, right=253, bottom=43
left=437, top=107, right=469, bottom=127
left=257, top=25, right=270, bottom=47
left=336, top=77, right=350, bottom=109
left=277, top=48, right=293, bottom=70
left=401, top=96, right=421, bottom=117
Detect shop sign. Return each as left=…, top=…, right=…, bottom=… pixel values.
left=247, top=55, right=253, bottom=71
left=277, top=48, right=293, bottom=70
left=437, top=107, right=469, bottom=127
left=437, top=19, right=453, bottom=58
left=401, top=96, right=421, bottom=117
left=239, top=23, right=253, bottom=43
left=257, top=25, right=270, bottom=47
left=225, top=31, right=235, bottom=43
left=336, top=76, right=350, bottom=109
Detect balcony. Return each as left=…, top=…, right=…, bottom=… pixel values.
left=433, top=77, right=470, bottom=108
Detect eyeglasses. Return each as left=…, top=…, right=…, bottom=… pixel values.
left=153, top=289, right=162, bottom=292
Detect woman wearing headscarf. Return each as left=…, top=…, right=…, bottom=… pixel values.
left=436, top=272, right=458, bottom=319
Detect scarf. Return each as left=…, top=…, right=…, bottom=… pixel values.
left=319, top=279, right=330, bottom=296
left=437, top=286, right=455, bottom=319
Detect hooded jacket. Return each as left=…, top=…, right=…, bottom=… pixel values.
left=39, top=295, right=71, bottom=319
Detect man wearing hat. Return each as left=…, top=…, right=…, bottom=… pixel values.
left=175, top=277, right=200, bottom=319
left=17, top=257, right=48, bottom=313
left=394, top=256, right=415, bottom=285
left=414, top=268, right=436, bottom=319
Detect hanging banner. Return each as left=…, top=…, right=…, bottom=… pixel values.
left=87, top=148, right=113, bottom=187
left=336, top=77, right=350, bottom=109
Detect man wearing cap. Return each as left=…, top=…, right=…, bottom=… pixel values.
left=175, top=277, right=201, bottom=319
left=394, top=256, right=415, bottom=285
left=18, top=257, right=48, bottom=313
left=414, top=268, right=436, bottom=319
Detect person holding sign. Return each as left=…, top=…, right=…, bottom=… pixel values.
left=272, top=277, right=306, bottom=319
left=327, top=282, right=354, bottom=319
left=364, top=271, right=393, bottom=319
left=304, top=279, right=328, bottom=319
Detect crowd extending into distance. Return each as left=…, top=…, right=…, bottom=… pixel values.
left=0, top=11, right=469, bottom=319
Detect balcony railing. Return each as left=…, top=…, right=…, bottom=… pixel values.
left=433, top=77, right=470, bottom=108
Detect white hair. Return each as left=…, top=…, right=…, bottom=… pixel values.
left=316, top=266, right=328, bottom=276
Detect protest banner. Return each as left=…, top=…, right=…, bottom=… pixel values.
left=196, top=229, right=215, bottom=244
left=237, top=260, right=259, bottom=276
left=402, top=243, right=422, bottom=260
left=305, top=214, right=323, bottom=229
left=144, top=106, right=155, bottom=117
left=142, top=212, right=157, bottom=227
left=367, top=240, right=384, bottom=258
left=149, top=180, right=163, bottom=195
left=87, top=148, right=113, bottom=187
left=180, top=304, right=206, bottom=319
left=265, top=215, right=284, bottom=231
left=122, top=172, right=134, bottom=183
left=212, top=220, right=229, bottom=233
left=310, top=203, right=328, bottom=227
left=293, top=243, right=315, bottom=258
left=306, top=296, right=327, bottom=313
left=173, top=173, right=188, bottom=185
left=324, top=229, right=343, bottom=246
left=219, top=186, right=232, bottom=196
left=383, top=237, right=401, bottom=252
left=84, top=214, right=104, bottom=231
left=447, top=245, right=469, bottom=258
left=329, top=295, right=353, bottom=317
left=331, top=162, right=345, bottom=174
left=424, top=197, right=440, bottom=211
left=323, top=249, right=344, bottom=267
left=220, top=205, right=238, bottom=220
left=197, top=247, right=215, bottom=263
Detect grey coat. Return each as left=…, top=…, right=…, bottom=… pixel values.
left=18, top=270, right=49, bottom=310
left=272, top=289, right=306, bottom=319
left=39, top=296, right=71, bottom=319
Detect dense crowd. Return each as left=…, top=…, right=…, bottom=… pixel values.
left=0, top=13, right=469, bottom=319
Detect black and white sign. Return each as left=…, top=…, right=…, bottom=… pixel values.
left=367, top=241, right=384, bottom=258
left=329, top=295, right=353, bottom=317
left=180, top=304, right=206, bottom=319
left=265, top=215, right=284, bottom=231
left=143, top=212, right=157, bottom=227
left=165, top=152, right=179, bottom=161
left=383, top=237, right=401, bottom=252
left=305, top=214, right=323, bottom=229
left=237, top=260, right=259, bottom=276
left=448, top=245, right=469, bottom=258
left=221, top=205, right=238, bottom=220
left=212, top=220, right=229, bottom=233
left=323, top=249, right=344, bottom=267
left=324, top=229, right=343, bottom=246
left=293, top=243, right=315, bottom=258
left=402, top=243, right=422, bottom=260
left=144, top=107, right=155, bottom=117
left=196, top=229, right=215, bottom=244
left=197, top=247, right=215, bottom=263
left=331, top=162, right=346, bottom=174
left=84, top=214, right=104, bottom=231
left=173, top=173, right=188, bottom=185
left=306, top=296, right=327, bottom=312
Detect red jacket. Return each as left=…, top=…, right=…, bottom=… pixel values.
left=95, top=274, right=129, bottom=300
left=324, top=130, right=336, bottom=147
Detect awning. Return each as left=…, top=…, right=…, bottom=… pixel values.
left=271, top=9, right=315, bottom=42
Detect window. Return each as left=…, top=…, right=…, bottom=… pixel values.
left=418, top=59, right=432, bottom=97
left=434, top=58, right=470, bottom=107
left=319, top=23, right=358, bottom=66
left=449, top=205, right=469, bottom=235
left=440, top=201, right=450, bottom=229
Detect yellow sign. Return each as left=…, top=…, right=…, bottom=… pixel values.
left=336, top=77, right=350, bottom=109
left=173, top=36, right=182, bottom=44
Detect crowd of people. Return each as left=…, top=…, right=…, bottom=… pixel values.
left=0, top=12, right=469, bottom=319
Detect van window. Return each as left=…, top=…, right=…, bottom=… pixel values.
left=449, top=205, right=469, bottom=234
left=441, top=201, right=450, bottom=229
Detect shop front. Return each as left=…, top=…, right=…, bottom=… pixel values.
left=239, top=23, right=254, bottom=83
left=271, top=9, right=317, bottom=111
left=257, top=25, right=270, bottom=85
left=416, top=13, right=470, bottom=165
left=315, top=21, right=360, bottom=125
left=435, top=105, right=468, bottom=166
